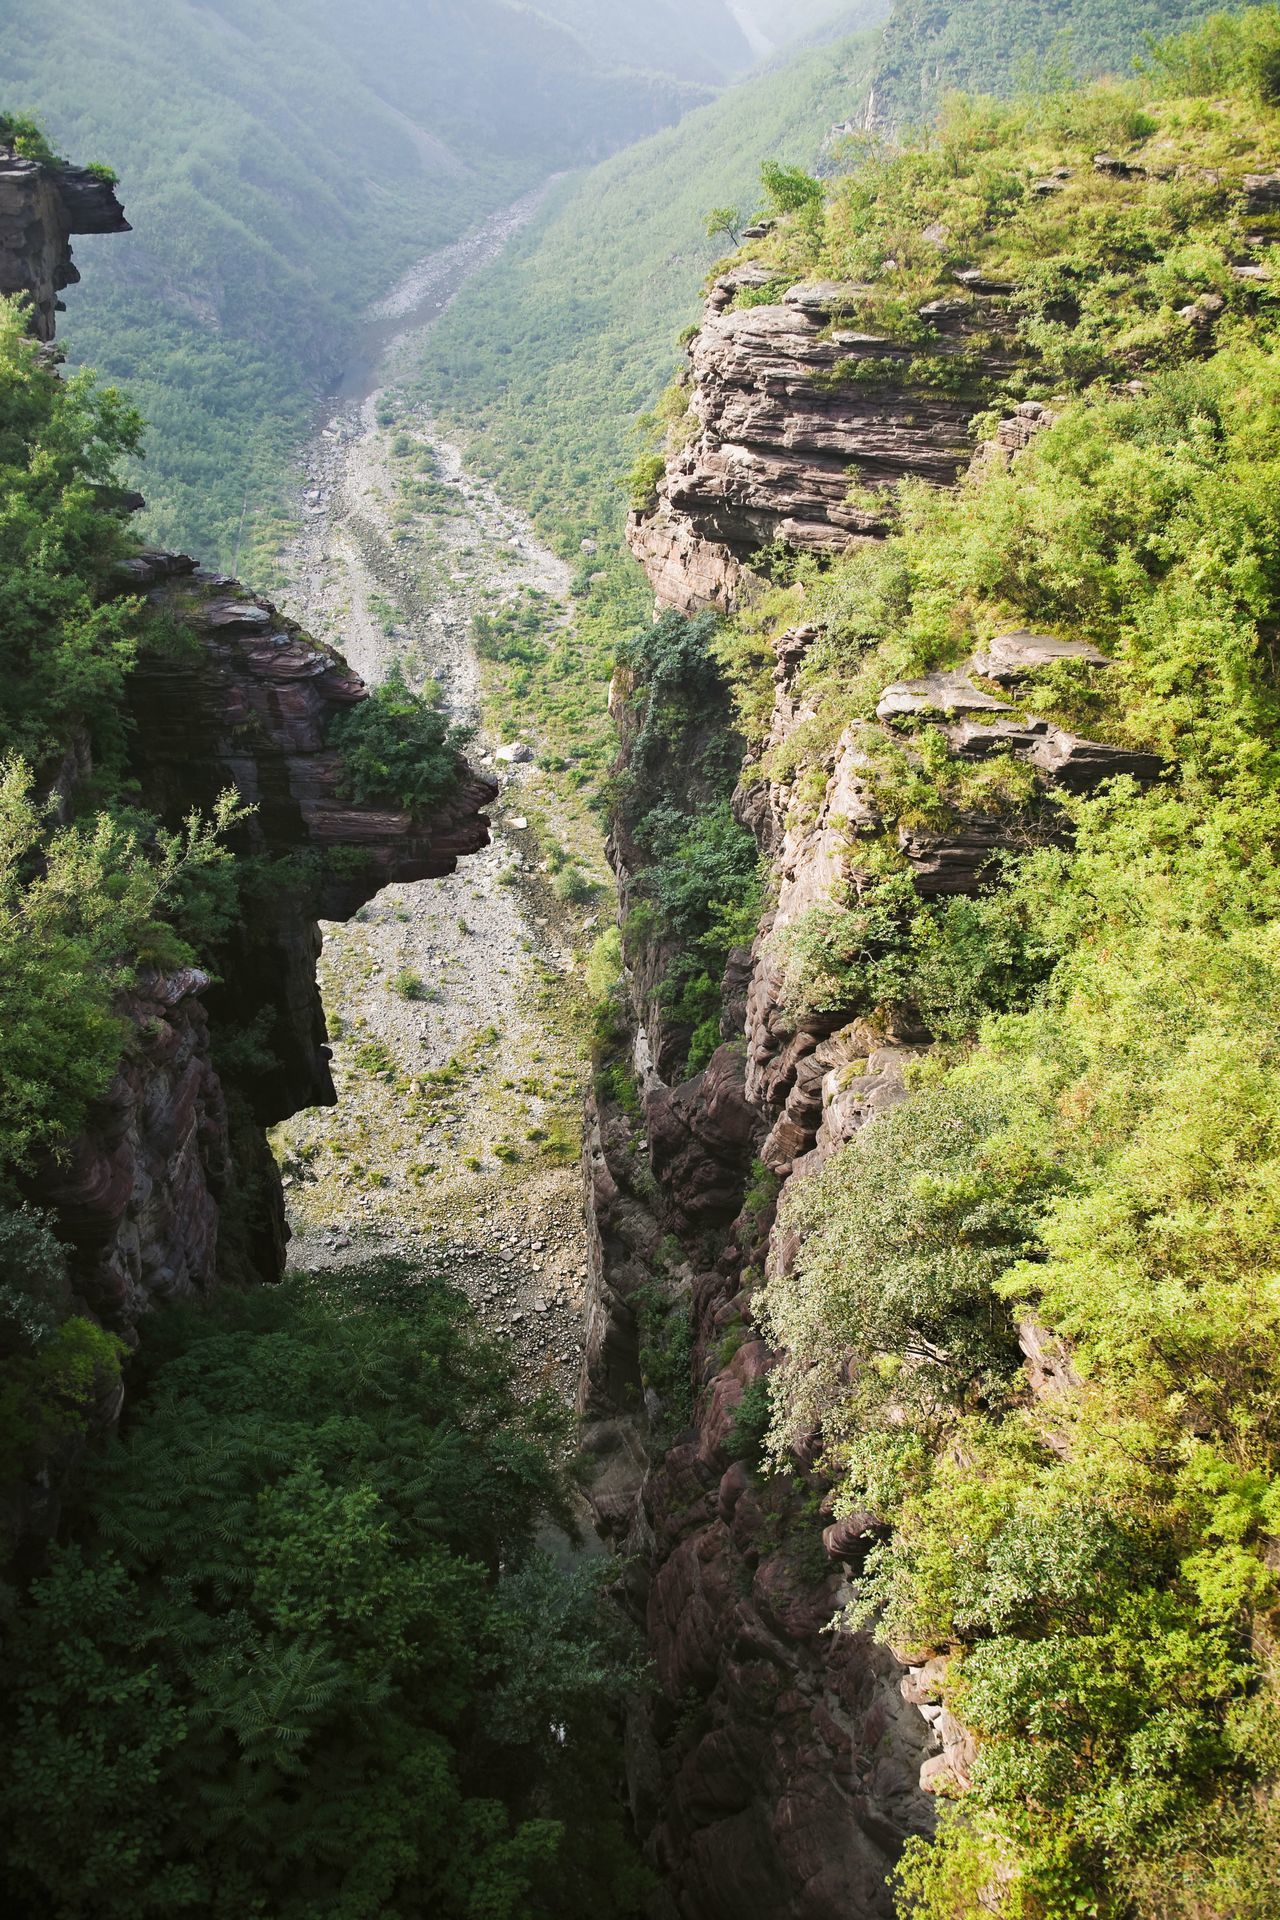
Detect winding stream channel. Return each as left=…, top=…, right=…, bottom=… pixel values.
left=272, top=190, right=612, bottom=1398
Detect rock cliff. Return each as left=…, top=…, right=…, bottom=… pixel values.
left=0, top=141, right=129, bottom=342
left=3, top=152, right=495, bottom=1348
left=627, top=269, right=1009, bottom=615
left=601, top=265, right=1155, bottom=1915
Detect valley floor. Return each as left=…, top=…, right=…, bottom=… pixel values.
left=271, top=201, right=613, bottom=1396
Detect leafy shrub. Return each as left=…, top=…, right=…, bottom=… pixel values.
left=626, top=450, right=666, bottom=512
left=553, top=865, right=600, bottom=906
left=761, top=1085, right=1043, bottom=1476
left=0, top=299, right=145, bottom=770
left=633, top=1279, right=694, bottom=1438
left=725, top=1374, right=772, bottom=1472
left=330, top=665, right=466, bottom=815
left=0, top=1262, right=649, bottom=1918
left=0, top=1205, right=70, bottom=1352
left=0, top=1206, right=126, bottom=1482
left=0, top=759, right=243, bottom=1179
left=0, top=113, right=65, bottom=164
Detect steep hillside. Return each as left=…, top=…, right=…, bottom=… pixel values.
left=741, top=0, right=867, bottom=45
left=0, top=132, right=497, bottom=1534
left=595, top=5, right=1280, bottom=1914
left=0, top=0, right=712, bottom=566
left=408, top=7, right=891, bottom=558
left=874, top=0, right=1248, bottom=121
left=535, top=0, right=755, bottom=79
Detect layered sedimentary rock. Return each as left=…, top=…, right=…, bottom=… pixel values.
left=0, top=141, right=129, bottom=341
left=7, top=157, right=495, bottom=1336
left=601, top=261, right=1160, bottom=1910
left=36, top=967, right=232, bottom=1327
left=126, top=552, right=496, bottom=1123
left=628, top=271, right=1007, bottom=613
left=579, top=1071, right=934, bottom=1920
left=39, top=553, right=498, bottom=1328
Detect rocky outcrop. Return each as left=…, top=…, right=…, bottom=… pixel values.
left=0, top=142, right=129, bottom=341
left=627, top=270, right=1010, bottom=612
left=35, top=968, right=232, bottom=1328
left=125, top=553, right=496, bottom=1126
left=6, top=159, right=495, bottom=1341
left=603, top=231, right=1172, bottom=1902
left=36, top=552, right=499, bottom=1325
left=625, top=508, right=750, bottom=618
left=580, top=1074, right=934, bottom=1920
left=23, top=551, right=499, bottom=1330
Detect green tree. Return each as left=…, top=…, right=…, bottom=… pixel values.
left=759, top=158, right=823, bottom=217
left=329, top=664, right=466, bottom=815
left=704, top=203, right=743, bottom=247
left=0, top=1261, right=648, bottom=1918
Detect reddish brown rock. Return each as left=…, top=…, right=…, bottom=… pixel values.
left=35, top=970, right=231, bottom=1325
left=626, top=505, right=754, bottom=616
left=0, top=143, right=129, bottom=342
left=627, top=278, right=1005, bottom=603
left=647, top=1044, right=760, bottom=1235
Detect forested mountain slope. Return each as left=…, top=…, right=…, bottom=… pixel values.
left=534, top=0, right=754, bottom=80
left=592, top=5, right=1280, bottom=1912
left=740, top=0, right=869, bottom=46
left=410, top=0, right=1237, bottom=569
left=408, top=6, right=891, bottom=559
left=0, top=0, right=719, bottom=566
left=874, top=0, right=1247, bottom=121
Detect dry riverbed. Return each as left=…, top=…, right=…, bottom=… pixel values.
left=272, top=198, right=614, bottom=1395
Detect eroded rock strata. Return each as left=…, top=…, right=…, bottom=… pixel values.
left=0, top=142, right=129, bottom=342
left=5, top=153, right=495, bottom=1345
left=627, top=268, right=1011, bottom=614
left=601, top=272, right=1153, bottom=1915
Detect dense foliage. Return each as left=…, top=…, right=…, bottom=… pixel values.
left=0, top=300, right=142, bottom=769
left=0, top=294, right=249, bottom=1198
left=0, top=1204, right=125, bottom=1491
left=874, top=0, right=1247, bottom=124
left=615, top=611, right=761, bottom=1068
left=0, top=196, right=247, bottom=1511
left=726, top=10, right=1280, bottom=1914
left=329, top=663, right=467, bottom=815
left=0, top=1260, right=648, bottom=1918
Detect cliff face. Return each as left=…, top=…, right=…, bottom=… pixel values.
left=627, top=268, right=1007, bottom=615
left=3, top=153, right=495, bottom=1343
left=601, top=275, right=1153, bottom=1914
left=49, top=555, right=497, bottom=1330
left=0, top=148, right=129, bottom=341
left=123, top=553, right=496, bottom=1125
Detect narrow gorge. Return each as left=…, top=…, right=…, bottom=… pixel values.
left=4, top=6, right=1280, bottom=1920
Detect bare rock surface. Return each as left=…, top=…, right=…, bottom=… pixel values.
left=627, top=273, right=1001, bottom=609
left=0, top=141, right=128, bottom=340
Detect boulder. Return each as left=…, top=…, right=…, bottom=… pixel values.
left=876, top=669, right=1014, bottom=721
left=973, top=630, right=1110, bottom=681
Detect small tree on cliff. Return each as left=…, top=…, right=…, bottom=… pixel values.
left=704, top=204, right=743, bottom=249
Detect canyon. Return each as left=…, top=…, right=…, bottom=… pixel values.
left=0, top=148, right=504, bottom=1549
left=7, top=16, right=1278, bottom=1914
left=579, top=252, right=1178, bottom=1914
